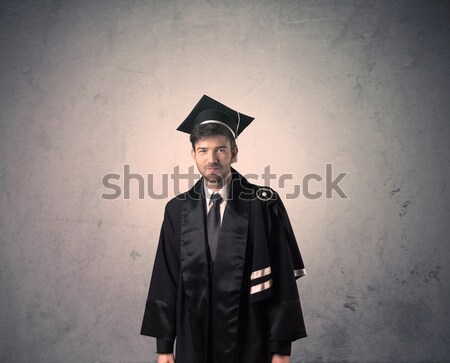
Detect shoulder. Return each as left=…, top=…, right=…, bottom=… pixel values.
left=157, top=193, right=188, bottom=232
left=163, top=183, right=204, bottom=206
left=162, top=192, right=188, bottom=218
left=237, top=175, right=281, bottom=206
left=164, top=178, right=204, bottom=210
left=254, top=185, right=279, bottom=204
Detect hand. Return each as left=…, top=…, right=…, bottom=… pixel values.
left=272, top=354, right=291, bottom=363
left=157, top=353, right=175, bottom=363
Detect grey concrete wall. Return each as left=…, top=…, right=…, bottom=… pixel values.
left=1, top=1, right=449, bottom=362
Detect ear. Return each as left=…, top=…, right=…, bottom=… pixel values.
left=191, top=148, right=195, bottom=159
left=231, top=146, right=238, bottom=163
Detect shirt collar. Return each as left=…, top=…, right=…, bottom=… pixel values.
left=203, top=177, right=230, bottom=204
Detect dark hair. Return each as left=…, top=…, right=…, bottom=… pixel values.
left=190, top=123, right=237, bottom=151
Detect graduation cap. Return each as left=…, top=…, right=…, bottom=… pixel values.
left=177, top=95, right=254, bottom=138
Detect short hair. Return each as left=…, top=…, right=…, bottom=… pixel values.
left=190, top=123, right=237, bottom=152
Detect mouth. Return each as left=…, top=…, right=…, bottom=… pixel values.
left=206, top=166, right=221, bottom=172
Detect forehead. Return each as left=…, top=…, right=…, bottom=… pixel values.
left=194, top=135, right=231, bottom=148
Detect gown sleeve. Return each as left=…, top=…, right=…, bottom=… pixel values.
left=140, top=203, right=180, bottom=353
left=267, top=195, right=307, bottom=356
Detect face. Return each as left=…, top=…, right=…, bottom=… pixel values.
left=191, top=135, right=238, bottom=190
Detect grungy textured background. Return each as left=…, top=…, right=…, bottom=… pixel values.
left=1, top=1, right=450, bottom=363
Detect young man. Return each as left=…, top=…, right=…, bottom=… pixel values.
left=141, top=95, right=307, bottom=363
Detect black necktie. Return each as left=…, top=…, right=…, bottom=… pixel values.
left=207, top=193, right=223, bottom=262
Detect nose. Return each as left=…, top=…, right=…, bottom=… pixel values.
left=206, top=150, right=218, bottom=164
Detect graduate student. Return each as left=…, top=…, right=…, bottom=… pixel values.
left=141, top=95, right=307, bottom=363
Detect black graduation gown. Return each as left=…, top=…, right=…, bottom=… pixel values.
left=141, top=168, right=307, bottom=363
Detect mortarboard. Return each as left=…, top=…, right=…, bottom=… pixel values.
left=177, top=95, right=254, bottom=138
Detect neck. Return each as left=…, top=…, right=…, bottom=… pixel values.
left=205, top=173, right=232, bottom=191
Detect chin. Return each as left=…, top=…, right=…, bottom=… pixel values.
left=205, top=173, right=220, bottom=181
left=205, top=173, right=226, bottom=183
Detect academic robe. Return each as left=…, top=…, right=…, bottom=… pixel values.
left=141, top=168, right=307, bottom=363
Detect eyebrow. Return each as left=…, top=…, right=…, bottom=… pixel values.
left=196, top=145, right=228, bottom=151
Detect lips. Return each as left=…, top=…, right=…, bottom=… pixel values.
left=207, top=166, right=221, bottom=172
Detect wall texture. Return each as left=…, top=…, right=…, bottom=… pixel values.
left=1, top=1, right=449, bottom=362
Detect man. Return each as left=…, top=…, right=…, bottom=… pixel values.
left=141, top=95, right=307, bottom=363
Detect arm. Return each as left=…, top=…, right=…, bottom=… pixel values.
left=141, top=203, right=180, bottom=355
left=267, top=196, right=307, bottom=357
